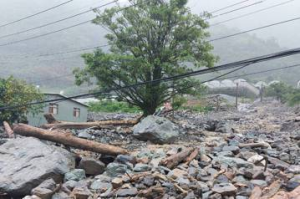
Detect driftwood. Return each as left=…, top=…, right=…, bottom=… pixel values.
left=13, top=124, right=127, bottom=155
left=261, top=180, right=282, bottom=199
left=41, top=119, right=140, bottom=130
left=160, top=148, right=194, bottom=169
left=239, top=142, right=270, bottom=148
left=184, top=148, right=199, bottom=165
left=44, top=113, right=60, bottom=124
left=3, top=121, right=14, bottom=138
left=249, top=186, right=262, bottom=199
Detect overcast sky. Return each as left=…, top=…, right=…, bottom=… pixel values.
left=0, top=0, right=299, bottom=54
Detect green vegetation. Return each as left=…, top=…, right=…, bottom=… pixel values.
left=0, top=76, right=43, bottom=124
left=264, top=82, right=300, bottom=106
left=74, top=0, right=216, bottom=116
left=88, top=100, right=141, bottom=113
left=180, top=105, right=214, bottom=113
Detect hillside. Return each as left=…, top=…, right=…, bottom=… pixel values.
left=0, top=0, right=299, bottom=95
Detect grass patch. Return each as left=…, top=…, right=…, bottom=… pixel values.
left=88, top=100, right=141, bottom=113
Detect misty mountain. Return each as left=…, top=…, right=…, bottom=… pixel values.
left=0, top=0, right=299, bottom=95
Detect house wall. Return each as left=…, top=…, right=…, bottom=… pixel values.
left=27, top=95, right=88, bottom=127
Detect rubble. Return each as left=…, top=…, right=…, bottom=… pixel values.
left=0, top=137, right=74, bottom=196
left=133, top=115, right=180, bottom=144
left=1, top=100, right=300, bottom=198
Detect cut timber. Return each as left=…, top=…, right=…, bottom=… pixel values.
left=13, top=124, right=127, bottom=155
left=184, top=148, right=199, bottom=165
left=3, top=121, right=14, bottom=138
left=160, top=148, right=194, bottom=169
left=249, top=186, right=262, bottom=199
left=261, top=180, right=282, bottom=199
left=44, top=113, right=60, bottom=124
left=41, top=119, right=140, bottom=130
left=239, top=142, right=270, bottom=148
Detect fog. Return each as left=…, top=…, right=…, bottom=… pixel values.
left=0, top=0, right=299, bottom=91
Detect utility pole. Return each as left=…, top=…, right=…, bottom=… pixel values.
left=235, top=82, right=239, bottom=109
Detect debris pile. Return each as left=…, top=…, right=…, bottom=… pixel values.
left=0, top=101, right=299, bottom=198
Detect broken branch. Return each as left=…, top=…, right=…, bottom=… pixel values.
left=160, top=148, right=194, bottom=169
left=13, top=124, right=127, bottom=155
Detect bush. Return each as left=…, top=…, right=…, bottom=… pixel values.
left=88, top=100, right=141, bottom=113
left=287, top=89, right=300, bottom=106
left=0, top=76, right=43, bottom=124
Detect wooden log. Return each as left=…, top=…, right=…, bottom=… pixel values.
left=3, top=121, right=14, bottom=138
left=261, top=180, right=282, bottom=199
left=239, top=142, right=270, bottom=148
left=44, top=113, right=60, bottom=124
left=184, top=148, right=199, bottom=165
left=249, top=186, right=262, bottom=199
left=41, top=119, right=140, bottom=130
left=160, top=148, right=194, bottom=169
left=13, top=124, right=127, bottom=155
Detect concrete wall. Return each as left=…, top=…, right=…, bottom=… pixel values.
left=27, top=94, right=88, bottom=126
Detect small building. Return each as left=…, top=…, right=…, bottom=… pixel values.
left=27, top=93, right=89, bottom=126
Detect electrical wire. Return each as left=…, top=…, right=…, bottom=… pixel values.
left=210, top=0, right=296, bottom=26
left=0, top=3, right=138, bottom=48
left=209, top=15, right=300, bottom=42
left=210, top=0, right=250, bottom=14
left=209, top=0, right=266, bottom=19
left=0, top=0, right=117, bottom=40
left=1, top=46, right=300, bottom=110
left=0, top=0, right=74, bottom=29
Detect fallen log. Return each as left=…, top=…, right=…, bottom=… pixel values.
left=41, top=119, right=140, bottom=130
left=261, top=180, right=282, bottom=199
left=249, top=186, right=262, bottom=199
left=44, top=113, right=60, bottom=124
left=13, top=124, right=127, bottom=155
left=239, top=142, right=271, bottom=148
left=184, top=148, right=199, bottom=165
left=3, top=121, right=14, bottom=138
left=160, top=148, right=194, bottom=169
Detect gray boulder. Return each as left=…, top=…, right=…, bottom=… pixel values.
left=0, top=137, right=74, bottom=197
left=78, top=158, right=105, bottom=175
left=133, top=116, right=179, bottom=144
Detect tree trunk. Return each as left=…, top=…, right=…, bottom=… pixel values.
left=41, top=119, right=140, bottom=130
left=13, top=124, right=128, bottom=155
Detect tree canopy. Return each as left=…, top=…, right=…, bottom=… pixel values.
left=0, top=76, right=43, bottom=124
left=74, top=0, right=216, bottom=115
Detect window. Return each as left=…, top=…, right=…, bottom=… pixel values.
left=73, top=108, right=80, bottom=118
left=49, top=103, right=58, bottom=115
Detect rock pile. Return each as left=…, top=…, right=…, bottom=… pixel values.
left=0, top=101, right=299, bottom=199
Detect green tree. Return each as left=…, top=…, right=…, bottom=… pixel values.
left=0, top=76, right=43, bottom=124
left=287, top=89, right=300, bottom=106
left=265, top=82, right=292, bottom=103
left=74, top=0, right=216, bottom=115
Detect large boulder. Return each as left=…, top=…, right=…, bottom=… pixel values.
left=0, top=137, right=74, bottom=197
left=133, top=116, right=179, bottom=144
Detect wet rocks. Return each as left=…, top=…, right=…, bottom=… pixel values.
left=78, top=157, right=105, bottom=175
left=106, top=163, right=129, bottom=177
left=0, top=137, right=74, bottom=197
left=64, top=169, right=86, bottom=182
left=31, top=179, right=57, bottom=199
left=133, top=115, right=180, bottom=144
left=212, top=183, right=237, bottom=196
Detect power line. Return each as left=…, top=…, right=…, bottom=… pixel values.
left=209, top=15, right=300, bottom=42
left=211, top=0, right=296, bottom=26
left=210, top=0, right=266, bottom=19
left=0, top=0, right=117, bottom=40
left=225, top=63, right=300, bottom=79
left=210, top=0, right=250, bottom=14
left=1, top=46, right=300, bottom=110
left=0, top=0, right=74, bottom=29
left=0, top=3, right=138, bottom=48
